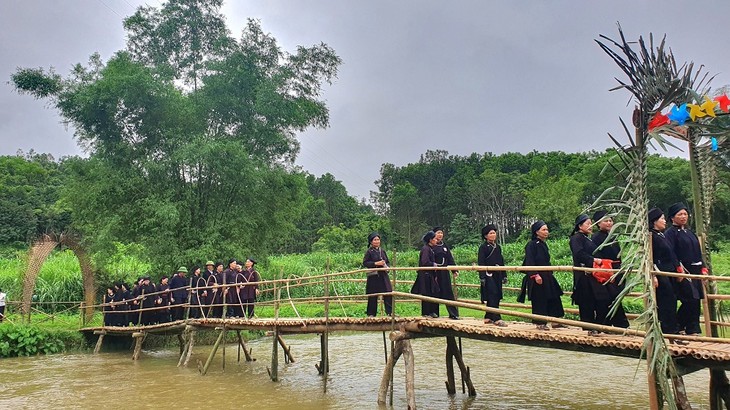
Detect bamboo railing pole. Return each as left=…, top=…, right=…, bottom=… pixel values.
left=323, top=257, right=331, bottom=392
left=390, top=247, right=397, bottom=406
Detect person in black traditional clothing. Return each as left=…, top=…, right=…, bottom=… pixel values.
left=222, top=259, right=238, bottom=318
left=157, top=275, right=172, bottom=323
left=229, top=262, right=245, bottom=318
left=591, top=210, right=629, bottom=328
left=665, top=202, right=708, bottom=335
left=137, top=276, right=157, bottom=325
left=207, top=262, right=225, bottom=318
left=103, top=286, right=116, bottom=327
left=477, top=224, right=507, bottom=326
left=518, top=221, right=564, bottom=330
left=649, top=207, right=684, bottom=341
left=129, top=277, right=143, bottom=325
left=362, top=232, right=393, bottom=317
left=412, top=231, right=440, bottom=318
left=113, top=282, right=130, bottom=326
left=170, top=266, right=188, bottom=321
left=432, top=227, right=460, bottom=320
left=239, top=258, right=261, bottom=318
left=203, top=261, right=215, bottom=282
left=569, top=214, right=608, bottom=335
left=189, top=266, right=206, bottom=319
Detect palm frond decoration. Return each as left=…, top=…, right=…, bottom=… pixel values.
left=594, top=24, right=708, bottom=408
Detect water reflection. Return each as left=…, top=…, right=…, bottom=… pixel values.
left=0, top=332, right=711, bottom=409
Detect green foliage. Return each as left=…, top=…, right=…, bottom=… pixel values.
left=0, top=323, right=65, bottom=357
left=11, top=0, right=343, bottom=272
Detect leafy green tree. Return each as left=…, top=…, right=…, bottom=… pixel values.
left=519, top=173, right=584, bottom=237
left=12, top=0, right=341, bottom=272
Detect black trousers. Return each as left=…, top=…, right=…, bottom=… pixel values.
left=677, top=298, right=702, bottom=334
left=484, top=295, right=502, bottom=321
left=242, top=298, right=256, bottom=318
left=366, top=294, right=392, bottom=316
left=436, top=271, right=459, bottom=318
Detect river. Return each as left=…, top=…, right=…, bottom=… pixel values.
left=0, top=332, right=712, bottom=409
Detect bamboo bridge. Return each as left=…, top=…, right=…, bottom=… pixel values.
left=79, top=265, right=730, bottom=409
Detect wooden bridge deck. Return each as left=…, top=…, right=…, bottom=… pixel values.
left=81, top=316, right=730, bottom=373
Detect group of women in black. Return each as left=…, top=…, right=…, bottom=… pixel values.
left=102, top=257, right=261, bottom=326
left=363, top=201, right=708, bottom=337
left=650, top=203, right=708, bottom=339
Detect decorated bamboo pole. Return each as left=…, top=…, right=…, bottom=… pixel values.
left=323, top=257, right=331, bottom=392
left=390, top=248, right=397, bottom=406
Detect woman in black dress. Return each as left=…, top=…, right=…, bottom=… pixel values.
left=103, top=286, right=116, bottom=327
left=412, top=231, right=439, bottom=317
left=362, top=233, right=393, bottom=317
left=519, top=221, right=564, bottom=330
left=591, top=211, right=629, bottom=328
left=665, top=202, right=708, bottom=335
left=569, top=214, right=608, bottom=335
left=477, top=224, right=507, bottom=326
left=648, top=207, right=683, bottom=340
left=432, top=227, right=459, bottom=320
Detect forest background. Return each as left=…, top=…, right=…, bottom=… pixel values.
left=3, top=0, right=730, bottom=305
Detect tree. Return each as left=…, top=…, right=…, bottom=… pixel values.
left=12, top=0, right=341, bottom=271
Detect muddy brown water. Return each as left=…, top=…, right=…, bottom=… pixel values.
left=0, top=332, right=713, bottom=409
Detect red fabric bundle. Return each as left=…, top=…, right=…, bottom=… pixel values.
left=592, top=259, right=614, bottom=284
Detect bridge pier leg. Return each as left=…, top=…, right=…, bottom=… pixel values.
left=93, top=330, right=106, bottom=354
left=131, top=332, right=145, bottom=360
left=709, top=370, right=730, bottom=410
left=378, top=339, right=404, bottom=404
left=201, top=328, right=225, bottom=375
left=316, top=332, right=329, bottom=375
left=269, top=327, right=279, bottom=381
left=178, top=326, right=196, bottom=367
left=278, top=334, right=294, bottom=364
left=236, top=330, right=254, bottom=362
left=445, top=336, right=476, bottom=397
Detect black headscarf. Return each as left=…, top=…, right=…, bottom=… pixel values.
left=422, top=231, right=436, bottom=243
left=592, top=210, right=607, bottom=223
left=530, top=220, right=546, bottom=240
left=367, top=232, right=380, bottom=245
left=667, top=202, right=688, bottom=220
left=648, top=207, right=663, bottom=229
left=481, top=224, right=497, bottom=240
left=571, top=214, right=590, bottom=236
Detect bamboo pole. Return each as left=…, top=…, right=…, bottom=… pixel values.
left=270, top=327, right=279, bottom=381
left=201, top=329, right=225, bottom=376
left=447, top=336, right=476, bottom=397
left=378, top=338, right=404, bottom=404
left=182, top=328, right=196, bottom=367
left=278, top=334, right=295, bottom=363
left=132, top=332, right=145, bottom=360
left=93, top=331, right=105, bottom=354
left=403, top=339, right=416, bottom=410
left=445, top=338, right=456, bottom=395
left=323, top=257, right=331, bottom=392
left=390, top=248, right=397, bottom=406
left=237, top=330, right=253, bottom=362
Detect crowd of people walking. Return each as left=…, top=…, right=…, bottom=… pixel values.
left=102, top=257, right=261, bottom=326
left=101, top=202, right=708, bottom=339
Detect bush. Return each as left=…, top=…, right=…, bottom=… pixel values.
left=0, top=323, right=66, bottom=357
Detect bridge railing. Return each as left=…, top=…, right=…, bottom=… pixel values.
left=84, top=264, right=730, bottom=340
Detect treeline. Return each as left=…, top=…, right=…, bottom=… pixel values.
left=371, top=149, right=730, bottom=248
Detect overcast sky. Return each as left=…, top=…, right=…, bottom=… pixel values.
left=2, top=1, right=730, bottom=200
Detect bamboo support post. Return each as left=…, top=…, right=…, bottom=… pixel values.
left=93, top=331, right=105, bottom=354
left=177, top=333, right=185, bottom=356
left=377, top=337, right=404, bottom=404
left=673, top=374, right=692, bottom=410
left=445, top=338, right=456, bottom=395
left=270, top=327, right=279, bottom=382
left=132, top=332, right=145, bottom=360
left=179, top=327, right=196, bottom=367
left=221, top=326, right=227, bottom=372
left=237, top=330, right=253, bottom=362
left=277, top=334, right=294, bottom=363
left=403, top=339, right=416, bottom=410
left=201, top=328, right=225, bottom=376
left=446, top=336, right=476, bottom=397
left=322, top=258, right=331, bottom=391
